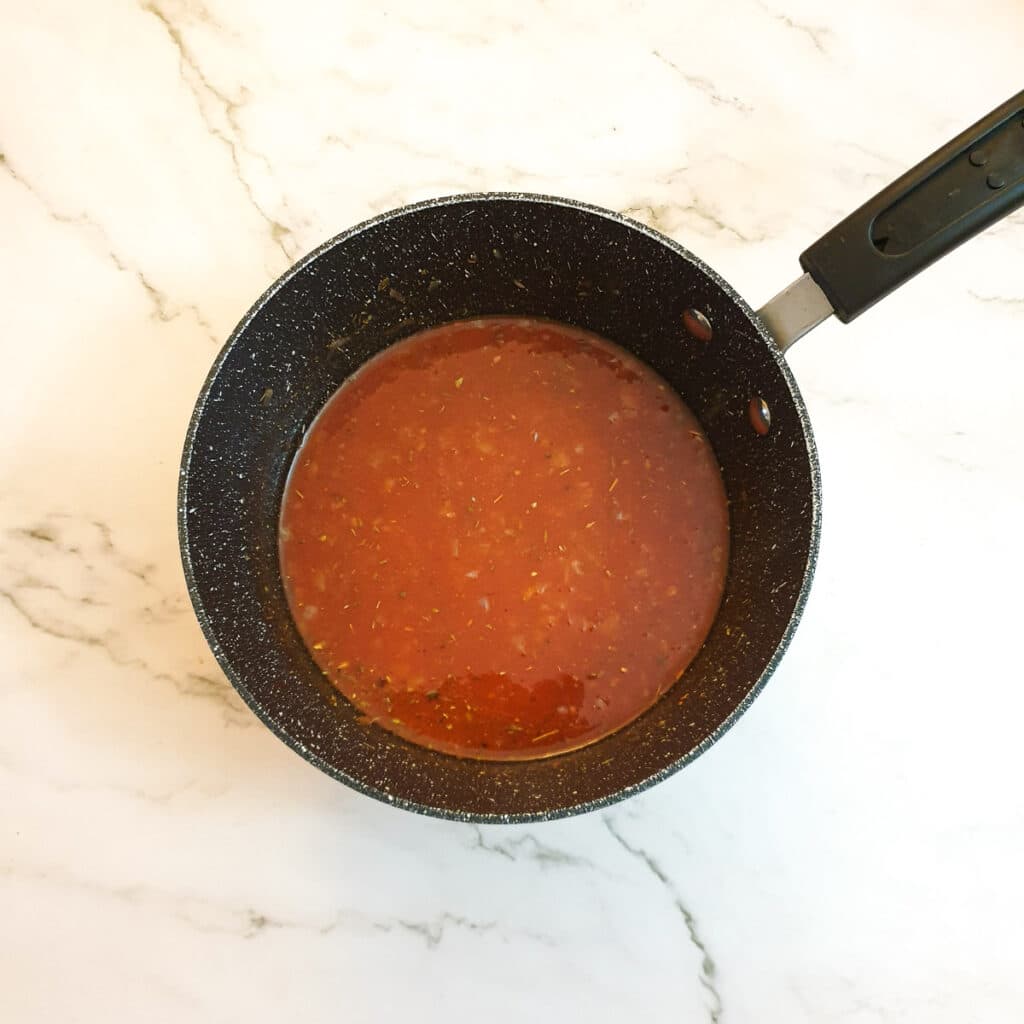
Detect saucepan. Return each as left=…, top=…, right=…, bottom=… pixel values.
left=180, top=91, right=1023, bottom=821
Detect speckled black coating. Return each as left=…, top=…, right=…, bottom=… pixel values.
left=179, top=194, right=821, bottom=822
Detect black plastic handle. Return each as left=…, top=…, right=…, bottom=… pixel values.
left=800, top=91, right=1024, bottom=323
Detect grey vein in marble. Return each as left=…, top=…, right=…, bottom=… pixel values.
left=0, top=151, right=216, bottom=338
left=388, top=914, right=497, bottom=949
left=0, top=579, right=246, bottom=726
left=0, top=748, right=201, bottom=806
left=652, top=51, right=752, bottom=113
left=755, top=0, right=831, bottom=54
left=604, top=816, right=722, bottom=1023
left=968, top=289, right=1024, bottom=310
left=469, top=825, right=595, bottom=869
left=140, top=1, right=297, bottom=262
left=1, top=513, right=250, bottom=728
left=619, top=196, right=762, bottom=245
left=5, top=860, right=559, bottom=955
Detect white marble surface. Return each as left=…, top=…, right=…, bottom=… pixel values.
left=2, top=1, right=1023, bottom=1020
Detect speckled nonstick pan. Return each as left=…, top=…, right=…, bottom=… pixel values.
left=180, top=92, right=1023, bottom=821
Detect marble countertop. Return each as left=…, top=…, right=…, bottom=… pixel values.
left=3, top=2, right=1023, bottom=1020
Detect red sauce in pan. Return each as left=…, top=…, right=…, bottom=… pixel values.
left=279, top=317, right=728, bottom=760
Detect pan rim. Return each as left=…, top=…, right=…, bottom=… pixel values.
left=178, top=191, right=822, bottom=823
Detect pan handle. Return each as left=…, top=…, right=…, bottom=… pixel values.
left=802, top=90, right=1024, bottom=324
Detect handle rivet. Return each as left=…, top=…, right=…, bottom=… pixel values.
left=682, top=308, right=713, bottom=342
left=969, top=148, right=989, bottom=167
left=748, top=397, right=771, bottom=436
left=986, top=172, right=1006, bottom=190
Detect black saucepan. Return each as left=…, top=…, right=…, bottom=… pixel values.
left=180, top=91, right=1024, bottom=821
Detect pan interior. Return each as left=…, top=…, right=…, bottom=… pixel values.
left=179, top=195, right=819, bottom=821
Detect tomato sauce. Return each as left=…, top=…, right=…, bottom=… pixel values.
left=279, top=317, right=729, bottom=760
